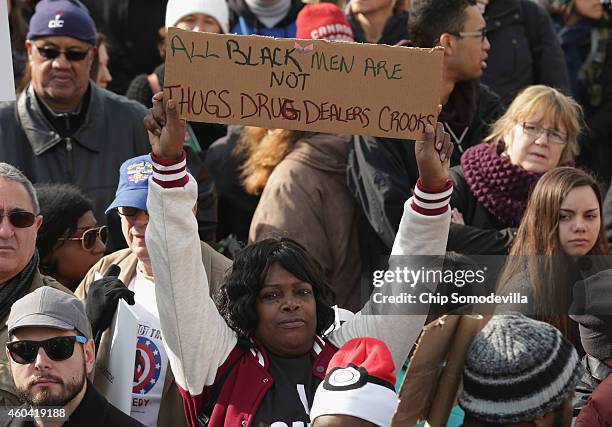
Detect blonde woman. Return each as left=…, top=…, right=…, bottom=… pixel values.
left=448, top=85, right=583, bottom=254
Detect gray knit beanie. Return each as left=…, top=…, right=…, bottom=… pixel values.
left=459, top=313, right=582, bottom=424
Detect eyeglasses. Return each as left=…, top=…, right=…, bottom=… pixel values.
left=521, top=122, right=568, bottom=145
left=117, top=207, right=148, bottom=218
left=448, top=28, right=488, bottom=42
left=0, top=209, right=37, bottom=228
left=57, top=226, right=108, bottom=250
left=35, top=45, right=91, bottom=62
left=6, top=336, right=87, bottom=364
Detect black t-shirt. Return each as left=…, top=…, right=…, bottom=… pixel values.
left=252, top=352, right=321, bottom=427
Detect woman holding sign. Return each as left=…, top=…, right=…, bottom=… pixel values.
left=447, top=85, right=583, bottom=255
left=144, top=87, right=453, bottom=427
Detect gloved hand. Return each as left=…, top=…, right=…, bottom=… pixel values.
left=86, top=265, right=135, bottom=333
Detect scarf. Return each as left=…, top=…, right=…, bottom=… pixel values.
left=461, top=141, right=542, bottom=227
left=0, top=251, right=39, bottom=321
left=245, top=0, right=291, bottom=28
left=560, top=20, right=595, bottom=99
left=439, top=80, right=477, bottom=152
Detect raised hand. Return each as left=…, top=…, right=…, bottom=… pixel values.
left=143, top=92, right=186, bottom=162
left=415, top=123, right=453, bottom=192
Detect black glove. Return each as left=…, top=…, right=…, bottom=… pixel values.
left=86, top=265, right=135, bottom=333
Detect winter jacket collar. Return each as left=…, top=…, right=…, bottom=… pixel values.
left=202, top=336, right=336, bottom=427
left=17, top=83, right=105, bottom=156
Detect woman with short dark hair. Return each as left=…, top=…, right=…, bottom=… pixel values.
left=36, top=183, right=107, bottom=291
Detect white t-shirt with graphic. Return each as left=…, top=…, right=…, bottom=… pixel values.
left=128, top=269, right=169, bottom=427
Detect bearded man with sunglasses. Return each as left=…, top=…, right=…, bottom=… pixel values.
left=1, top=286, right=143, bottom=425
left=0, top=163, right=73, bottom=408
left=0, top=0, right=149, bottom=237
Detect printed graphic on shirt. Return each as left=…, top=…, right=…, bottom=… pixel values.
left=128, top=271, right=169, bottom=427
left=253, top=352, right=319, bottom=427
left=133, top=335, right=162, bottom=395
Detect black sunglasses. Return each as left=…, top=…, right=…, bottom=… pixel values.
left=0, top=209, right=36, bottom=228
left=57, top=226, right=108, bottom=250
left=6, top=336, right=87, bottom=364
left=117, top=207, right=148, bottom=217
left=36, top=45, right=90, bottom=61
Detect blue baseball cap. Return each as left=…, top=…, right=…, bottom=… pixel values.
left=106, top=155, right=153, bottom=214
left=27, top=0, right=97, bottom=45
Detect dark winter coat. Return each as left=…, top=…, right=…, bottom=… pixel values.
left=482, top=0, right=570, bottom=107
left=448, top=166, right=517, bottom=255
left=346, top=82, right=502, bottom=254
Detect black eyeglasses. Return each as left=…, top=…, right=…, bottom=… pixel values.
left=448, top=28, right=488, bottom=42
left=117, top=207, right=148, bottom=218
left=57, top=226, right=108, bottom=250
left=7, top=336, right=87, bottom=364
left=0, top=209, right=37, bottom=228
left=35, top=45, right=91, bottom=62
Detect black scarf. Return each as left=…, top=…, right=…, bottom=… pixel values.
left=0, top=251, right=39, bottom=320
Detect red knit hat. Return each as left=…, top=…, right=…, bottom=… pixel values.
left=296, top=3, right=354, bottom=42
left=310, top=338, right=398, bottom=426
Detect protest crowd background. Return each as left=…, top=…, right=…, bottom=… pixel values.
left=2, top=0, right=612, bottom=426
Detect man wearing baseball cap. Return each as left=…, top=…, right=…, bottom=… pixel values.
left=75, top=154, right=230, bottom=427
left=1, top=287, right=143, bottom=425
left=0, top=0, right=149, bottom=233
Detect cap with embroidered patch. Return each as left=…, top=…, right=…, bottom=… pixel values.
left=106, top=155, right=153, bottom=214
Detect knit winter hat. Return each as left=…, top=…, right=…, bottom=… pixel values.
left=296, top=3, right=354, bottom=41
left=310, top=337, right=398, bottom=427
left=35, top=183, right=93, bottom=263
left=165, top=0, right=230, bottom=33
left=459, top=313, right=582, bottom=424
left=27, top=0, right=97, bottom=45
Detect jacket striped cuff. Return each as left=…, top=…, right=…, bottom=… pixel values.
left=411, top=179, right=453, bottom=216
left=151, top=151, right=189, bottom=188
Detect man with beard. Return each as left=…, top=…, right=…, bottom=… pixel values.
left=1, top=286, right=143, bottom=426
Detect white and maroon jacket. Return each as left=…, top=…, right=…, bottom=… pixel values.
left=145, top=152, right=452, bottom=427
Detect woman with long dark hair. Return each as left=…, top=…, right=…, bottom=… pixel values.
left=497, top=167, right=609, bottom=341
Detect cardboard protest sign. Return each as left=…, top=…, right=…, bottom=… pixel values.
left=391, top=315, right=485, bottom=427
left=0, top=0, right=15, bottom=101
left=164, top=28, right=444, bottom=139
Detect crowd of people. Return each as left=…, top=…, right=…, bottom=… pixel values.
left=2, top=0, right=612, bottom=426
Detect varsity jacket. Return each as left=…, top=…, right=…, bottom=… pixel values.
left=145, top=152, right=452, bottom=427
left=75, top=244, right=231, bottom=427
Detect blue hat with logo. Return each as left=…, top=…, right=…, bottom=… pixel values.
left=106, top=155, right=153, bottom=214
left=27, top=0, right=97, bottom=45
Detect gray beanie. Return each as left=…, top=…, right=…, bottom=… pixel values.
left=459, top=313, right=582, bottom=424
